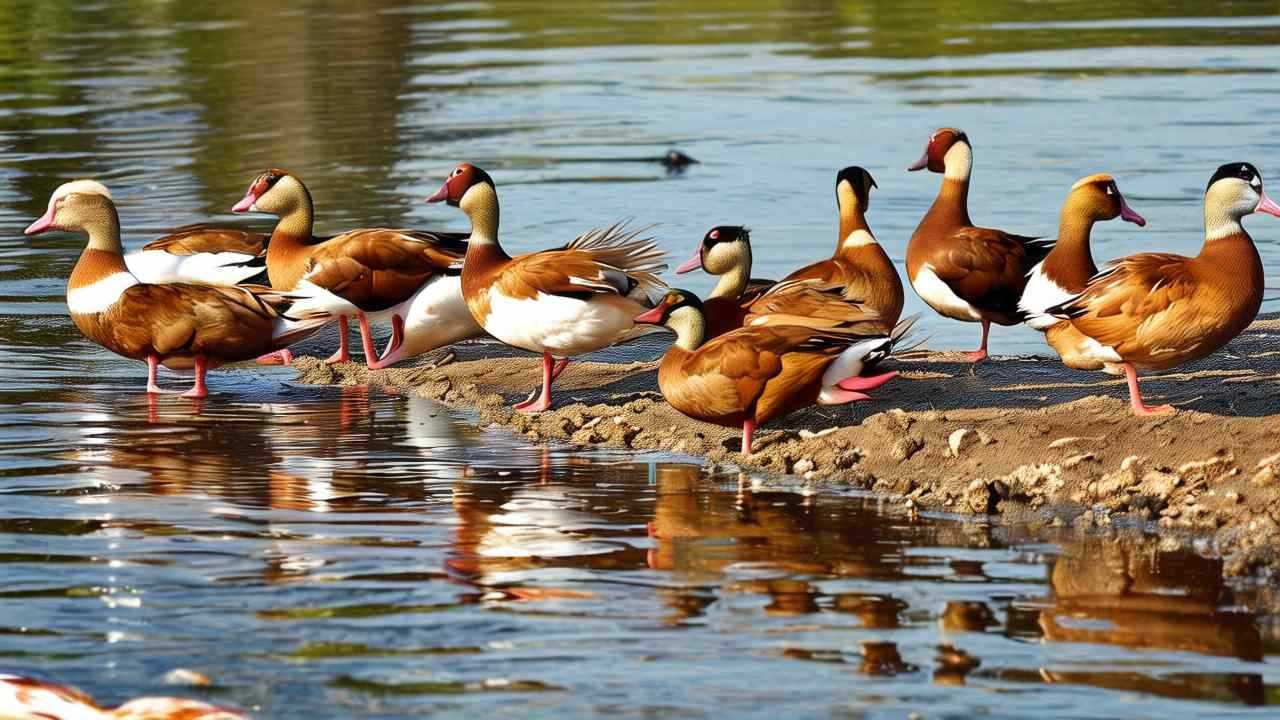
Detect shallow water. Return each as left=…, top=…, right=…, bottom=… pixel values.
left=1, top=0, right=1279, bottom=716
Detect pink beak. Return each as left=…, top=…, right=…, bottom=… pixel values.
left=675, top=249, right=702, bottom=274
left=634, top=305, right=666, bottom=324
left=1257, top=190, right=1280, bottom=218
left=24, top=204, right=57, bottom=235
left=425, top=181, right=450, bottom=204
left=1117, top=192, right=1146, bottom=226
left=231, top=190, right=257, bottom=214
left=907, top=148, right=929, bottom=172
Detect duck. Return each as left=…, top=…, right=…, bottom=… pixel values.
left=124, top=224, right=266, bottom=286
left=425, top=162, right=666, bottom=413
left=25, top=180, right=330, bottom=397
left=0, top=673, right=247, bottom=719
left=905, top=128, right=1053, bottom=361
left=675, top=225, right=885, bottom=338
left=231, top=169, right=469, bottom=367
left=1019, top=174, right=1146, bottom=368
left=635, top=289, right=907, bottom=455
left=1046, top=162, right=1280, bottom=415
left=781, top=166, right=904, bottom=327
left=364, top=269, right=485, bottom=370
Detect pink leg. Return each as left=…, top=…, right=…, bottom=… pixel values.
left=963, top=320, right=990, bottom=362
left=180, top=355, right=209, bottom=398
left=380, top=314, right=405, bottom=362
left=1123, top=363, right=1174, bottom=416
left=513, top=352, right=556, bottom=413
left=145, top=354, right=173, bottom=394
left=550, top=358, right=570, bottom=382
left=741, top=418, right=755, bottom=455
left=324, top=316, right=351, bottom=364
left=357, top=313, right=380, bottom=369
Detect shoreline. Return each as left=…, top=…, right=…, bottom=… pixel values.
left=289, top=314, right=1280, bottom=577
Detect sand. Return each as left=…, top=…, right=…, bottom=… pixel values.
left=289, top=314, right=1280, bottom=577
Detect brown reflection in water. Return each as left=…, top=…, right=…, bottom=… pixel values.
left=1036, top=537, right=1265, bottom=705
left=934, top=644, right=980, bottom=686
left=940, top=601, right=999, bottom=634
left=859, top=641, right=915, bottom=676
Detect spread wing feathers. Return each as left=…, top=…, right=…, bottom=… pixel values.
left=141, top=225, right=268, bottom=256
left=935, top=227, right=1052, bottom=317
left=500, top=223, right=667, bottom=301
left=560, top=222, right=667, bottom=296
left=1046, top=253, right=1207, bottom=356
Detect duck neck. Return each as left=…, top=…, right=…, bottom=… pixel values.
left=1204, top=200, right=1245, bottom=244
left=837, top=199, right=875, bottom=254
left=69, top=204, right=131, bottom=289
left=668, top=310, right=707, bottom=352
left=461, top=183, right=508, bottom=261
left=266, top=184, right=315, bottom=253
left=1045, top=199, right=1099, bottom=290
left=708, top=246, right=752, bottom=299
left=921, top=144, right=973, bottom=230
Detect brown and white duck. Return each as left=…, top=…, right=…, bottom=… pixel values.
left=1047, top=162, right=1280, bottom=415
left=635, top=289, right=905, bottom=455
left=25, top=181, right=329, bottom=398
left=425, top=163, right=666, bottom=413
left=905, top=128, right=1053, bottom=361
left=124, top=224, right=266, bottom=286
left=1019, top=174, right=1146, bottom=367
left=781, top=166, right=904, bottom=327
left=231, top=169, right=469, bottom=367
left=675, top=226, right=885, bottom=338
left=0, top=673, right=247, bottom=719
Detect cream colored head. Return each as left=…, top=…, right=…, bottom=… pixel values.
left=1064, top=173, right=1146, bottom=226
left=633, top=289, right=707, bottom=351
left=24, top=180, right=120, bottom=249
left=232, top=169, right=309, bottom=217
left=1204, top=162, right=1280, bottom=239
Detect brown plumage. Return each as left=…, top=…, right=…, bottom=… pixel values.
left=906, top=128, right=1052, bottom=361
left=1047, top=161, right=1280, bottom=415
left=232, top=168, right=468, bottom=365
left=141, top=224, right=266, bottom=256
left=637, top=290, right=903, bottom=454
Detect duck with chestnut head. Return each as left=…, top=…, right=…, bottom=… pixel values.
left=426, top=162, right=666, bottom=413
left=905, top=128, right=1053, bottom=361
left=231, top=169, right=473, bottom=367
left=25, top=181, right=330, bottom=398
left=635, top=289, right=908, bottom=455
left=1047, top=162, right=1280, bottom=415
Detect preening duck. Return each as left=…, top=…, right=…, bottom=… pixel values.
left=1019, top=174, right=1146, bottom=368
left=425, top=162, right=666, bottom=413
left=231, top=169, right=469, bottom=367
left=25, top=181, right=329, bottom=398
left=0, top=673, right=247, bottom=719
left=1047, top=162, right=1280, bottom=415
left=125, top=224, right=266, bottom=286
left=905, top=128, right=1053, bottom=361
left=675, top=225, right=885, bottom=338
left=781, top=166, right=904, bottom=327
left=636, top=289, right=907, bottom=455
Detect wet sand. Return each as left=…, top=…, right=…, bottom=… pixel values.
left=290, top=313, right=1280, bottom=577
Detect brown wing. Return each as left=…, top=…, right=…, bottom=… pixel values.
left=306, top=229, right=468, bottom=310
left=102, top=284, right=281, bottom=360
left=497, top=248, right=644, bottom=300
left=142, top=225, right=267, bottom=256
left=744, top=278, right=883, bottom=332
left=1052, top=253, right=1221, bottom=366
left=932, top=227, right=1052, bottom=320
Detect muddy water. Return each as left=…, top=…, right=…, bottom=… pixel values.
left=1, top=0, right=1279, bottom=716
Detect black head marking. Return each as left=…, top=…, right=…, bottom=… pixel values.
left=702, top=225, right=749, bottom=249
left=1208, top=162, right=1261, bottom=192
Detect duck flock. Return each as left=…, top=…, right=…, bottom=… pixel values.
left=24, top=127, right=1280, bottom=455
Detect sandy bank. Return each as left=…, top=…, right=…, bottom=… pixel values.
left=289, top=314, right=1280, bottom=577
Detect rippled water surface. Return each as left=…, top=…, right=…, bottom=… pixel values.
left=1, top=1, right=1280, bottom=716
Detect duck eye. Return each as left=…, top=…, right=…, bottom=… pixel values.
left=1105, top=185, right=1114, bottom=195
left=709, top=229, right=719, bottom=240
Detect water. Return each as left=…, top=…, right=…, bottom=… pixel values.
left=1, top=1, right=1279, bottom=716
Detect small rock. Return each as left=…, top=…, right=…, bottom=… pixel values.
left=798, top=427, right=839, bottom=440
left=792, top=459, right=815, bottom=476
left=1063, top=453, right=1098, bottom=469
left=891, top=436, right=923, bottom=462
left=835, top=448, right=865, bottom=469
left=948, top=429, right=979, bottom=457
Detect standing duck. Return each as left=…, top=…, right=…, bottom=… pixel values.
left=425, top=163, right=666, bottom=413
left=675, top=226, right=885, bottom=338
left=231, top=169, right=469, bottom=367
left=25, top=181, right=329, bottom=397
left=636, top=289, right=905, bottom=455
left=124, top=224, right=266, bottom=286
left=1047, top=163, right=1280, bottom=415
left=782, top=166, right=904, bottom=327
left=905, top=128, right=1053, bottom=360
left=1019, top=174, right=1146, bottom=367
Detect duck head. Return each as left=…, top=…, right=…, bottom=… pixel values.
left=676, top=225, right=750, bottom=275
left=425, top=163, right=496, bottom=208
left=635, top=289, right=706, bottom=350
left=231, top=169, right=304, bottom=215
left=1206, top=162, right=1280, bottom=225
left=835, top=166, right=877, bottom=211
left=907, top=128, right=971, bottom=177
left=25, top=180, right=119, bottom=249
left=1066, top=173, right=1146, bottom=226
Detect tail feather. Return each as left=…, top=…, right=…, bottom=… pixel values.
left=566, top=221, right=668, bottom=297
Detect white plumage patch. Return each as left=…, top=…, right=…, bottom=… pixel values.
left=483, top=288, right=637, bottom=356
left=286, top=279, right=361, bottom=319
left=840, top=229, right=877, bottom=248
left=384, top=276, right=482, bottom=361
left=911, top=264, right=982, bottom=321
left=125, top=249, right=260, bottom=286
left=1020, top=261, right=1075, bottom=330
left=817, top=337, right=890, bottom=404
left=66, top=272, right=138, bottom=314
